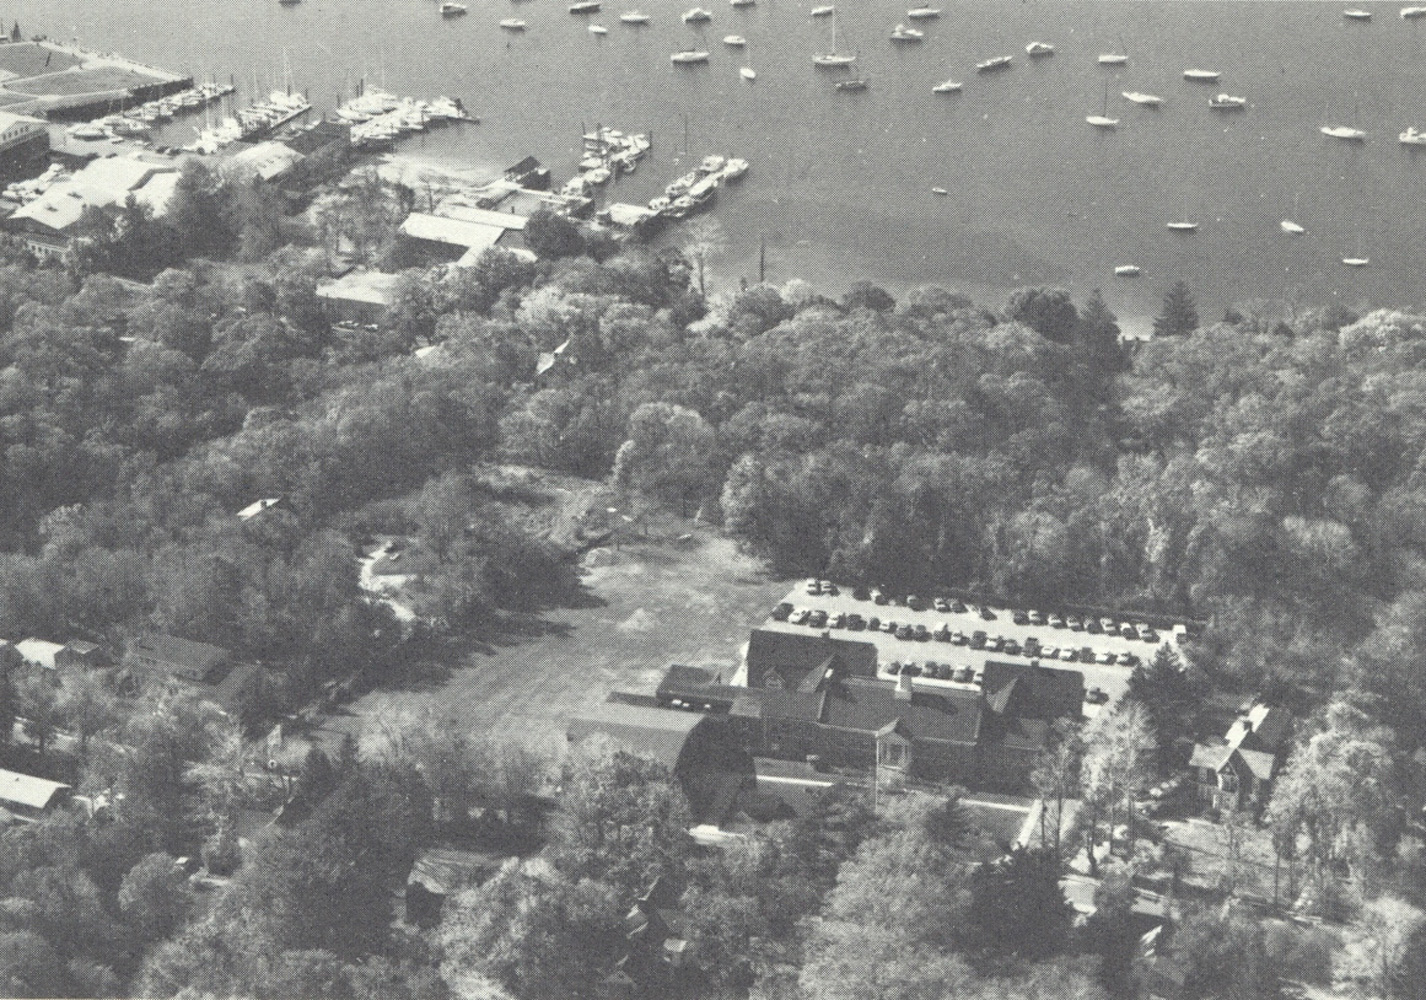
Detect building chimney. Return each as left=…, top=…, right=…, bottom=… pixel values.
left=895, top=671, right=913, bottom=701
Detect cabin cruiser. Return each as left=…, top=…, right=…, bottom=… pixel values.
left=1026, top=41, right=1054, bottom=56
left=891, top=23, right=925, bottom=41
left=1122, top=91, right=1161, bottom=106
left=1209, top=93, right=1247, bottom=109
left=1401, top=126, right=1426, bottom=144
left=907, top=6, right=941, bottom=17
left=1183, top=68, right=1220, bottom=81
left=977, top=55, right=1012, bottom=71
left=671, top=48, right=711, bottom=63
left=683, top=7, right=713, bottom=21
left=932, top=79, right=963, bottom=93
left=1320, top=124, right=1366, bottom=140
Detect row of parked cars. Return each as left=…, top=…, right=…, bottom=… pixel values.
left=770, top=600, right=1143, bottom=668
left=799, top=580, right=1175, bottom=645
left=883, top=660, right=1111, bottom=704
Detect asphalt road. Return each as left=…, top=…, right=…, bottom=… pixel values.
left=760, top=584, right=1185, bottom=709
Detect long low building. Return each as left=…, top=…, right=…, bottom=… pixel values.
left=4, top=154, right=178, bottom=259
left=0, top=768, right=71, bottom=822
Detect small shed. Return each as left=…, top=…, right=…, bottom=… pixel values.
left=0, top=768, right=71, bottom=820
left=314, top=269, right=402, bottom=327
left=405, top=848, right=506, bottom=927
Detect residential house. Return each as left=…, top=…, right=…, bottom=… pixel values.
left=404, top=847, right=506, bottom=927
left=0, top=767, right=71, bottom=822
left=727, top=659, right=1083, bottom=791
left=125, top=634, right=263, bottom=716
left=236, top=497, right=285, bottom=521
left=742, top=628, right=879, bottom=689
left=1188, top=701, right=1292, bottom=811
left=0, top=110, right=47, bottom=183
left=15, top=638, right=64, bottom=671
left=314, top=269, right=402, bottom=327
left=566, top=701, right=756, bottom=825
left=55, top=640, right=108, bottom=670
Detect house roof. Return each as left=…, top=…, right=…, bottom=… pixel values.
left=128, top=634, right=230, bottom=677
left=64, top=640, right=101, bottom=656
left=15, top=638, right=63, bottom=669
left=980, top=661, right=1084, bottom=720
left=439, top=204, right=528, bottom=230
left=400, top=212, right=508, bottom=251
left=735, top=676, right=983, bottom=745
left=11, top=156, right=174, bottom=232
left=567, top=702, right=707, bottom=771
left=209, top=661, right=263, bottom=714
left=0, top=768, right=70, bottom=811
left=1191, top=701, right=1290, bottom=778
left=408, top=847, right=505, bottom=896
left=314, top=269, right=402, bottom=307
left=236, top=497, right=284, bottom=520
left=745, top=629, right=878, bottom=688
left=1188, top=742, right=1229, bottom=771
left=1234, top=748, right=1278, bottom=782
left=224, top=140, right=304, bottom=182
left=0, top=111, right=43, bottom=131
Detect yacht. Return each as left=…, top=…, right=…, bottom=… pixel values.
left=569, top=1, right=601, bottom=12
left=731, top=0, right=756, bottom=6
left=1086, top=113, right=1119, bottom=128
left=977, top=55, right=1012, bottom=71
left=1402, top=5, right=1426, bottom=17
left=439, top=2, right=467, bottom=15
left=740, top=65, right=757, bottom=79
left=1320, top=124, right=1366, bottom=140
left=1183, top=68, right=1221, bottom=81
left=620, top=11, right=651, bottom=23
left=1344, top=8, right=1373, bottom=18
left=589, top=23, right=608, bottom=33
left=1401, top=126, right=1426, bottom=144
left=1209, top=93, right=1247, bottom=109
left=722, top=157, right=750, bottom=178
left=671, top=48, right=711, bottom=62
left=1122, top=91, right=1161, bottom=106
left=1026, top=41, right=1055, bottom=57
left=891, top=23, right=925, bottom=41
left=499, top=18, right=526, bottom=29
left=724, top=34, right=746, bottom=45
left=1280, top=219, right=1306, bottom=234
left=907, top=6, right=941, bottom=17
left=1098, top=52, right=1128, bottom=65
left=1166, top=221, right=1198, bottom=231
left=1114, top=265, right=1141, bottom=277
left=835, top=77, right=868, bottom=90
left=931, top=186, right=948, bottom=195
left=813, top=8, right=856, bottom=66
left=684, top=6, right=713, bottom=21
left=811, top=5, right=835, bottom=14
left=1343, top=256, right=1369, bottom=266
left=932, top=78, right=963, bottom=93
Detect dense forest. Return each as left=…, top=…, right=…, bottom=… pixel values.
left=0, top=161, right=1423, bottom=997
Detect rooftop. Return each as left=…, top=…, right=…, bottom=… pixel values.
left=128, top=634, right=230, bottom=678
left=568, top=701, right=709, bottom=771
left=745, top=628, right=879, bottom=688
left=439, top=203, right=528, bottom=230
left=314, top=269, right=403, bottom=307
left=15, top=638, right=64, bottom=669
left=10, top=155, right=177, bottom=232
left=400, top=211, right=509, bottom=251
left=0, top=768, right=70, bottom=811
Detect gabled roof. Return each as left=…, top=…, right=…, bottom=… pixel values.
left=567, top=702, right=707, bottom=771
left=314, top=269, right=402, bottom=307
left=745, top=629, right=878, bottom=688
left=15, top=638, right=63, bottom=669
left=1192, top=701, right=1290, bottom=777
left=440, top=204, right=528, bottom=230
left=1234, top=747, right=1278, bottom=782
left=128, top=634, right=230, bottom=681
left=408, top=847, right=505, bottom=895
left=0, top=768, right=69, bottom=811
left=1188, top=742, right=1229, bottom=771
left=400, top=212, right=508, bottom=251
left=236, top=497, right=284, bottom=520
left=737, top=676, right=983, bottom=745
left=981, top=661, right=1084, bottom=720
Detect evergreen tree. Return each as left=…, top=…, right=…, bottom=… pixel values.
left=1153, top=280, right=1199, bottom=337
left=1125, top=645, right=1195, bottom=751
left=968, top=847, right=1073, bottom=959
left=1007, top=286, right=1079, bottom=343
left=1075, top=288, right=1127, bottom=372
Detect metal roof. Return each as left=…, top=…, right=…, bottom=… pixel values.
left=399, top=212, right=507, bottom=250
left=439, top=203, right=528, bottom=230
left=314, top=269, right=402, bottom=306
left=0, top=768, right=70, bottom=811
left=15, top=638, right=63, bottom=669
left=567, top=702, right=706, bottom=770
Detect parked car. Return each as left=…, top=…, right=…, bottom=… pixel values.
left=809, top=610, right=828, bottom=628
left=886, top=661, right=902, bottom=675
left=907, top=595, right=927, bottom=611
left=852, top=585, right=870, bottom=601
left=1029, top=610, right=1047, bottom=625
left=1067, top=614, right=1084, bottom=631
left=987, top=636, right=1005, bottom=653
left=829, top=612, right=846, bottom=629
left=896, top=625, right=914, bottom=640
left=793, top=609, right=812, bottom=625
left=953, top=665, right=974, bottom=683
left=949, top=599, right=967, bottom=614
left=1086, top=619, right=1104, bottom=634
left=934, top=597, right=951, bottom=613
left=1049, top=614, right=1066, bottom=629
left=934, top=663, right=953, bottom=680
left=979, top=606, right=997, bottom=620
left=1086, top=686, right=1109, bottom=704
left=902, top=662, right=921, bottom=677
left=951, top=631, right=968, bottom=646
left=1040, top=645, right=1059, bottom=660
left=867, top=616, right=881, bottom=631
left=1023, top=636, right=1041, bottom=653
left=913, top=624, right=931, bottom=641
left=1060, top=648, right=1078, bottom=662
left=1141, top=629, right=1160, bottom=643
left=934, top=624, right=952, bottom=641
left=771, top=602, right=793, bottom=621
left=970, top=630, right=988, bottom=649
left=1096, top=651, right=1115, bottom=664
left=872, top=589, right=889, bottom=605
left=972, top=668, right=984, bottom=685
left=805, top=579, right=822, bottom=596
left=1013, top=610, right=1031, bottom=625
left=1120, top=624, right=1140, bottom=640
left=821, top=581, right=840, bottom=596
left=847, top=613, right=866, bottom=630
left=883, top=619, right=898, bottom=634
left=1118, top=652, right=1140, bottom=667
left=1100, top=617, right=1117, bottom=632
left=1003, top=640, right=1022, bottom=656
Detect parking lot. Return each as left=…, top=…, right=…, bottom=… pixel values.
left=762, top=582, right=1187, bottom=711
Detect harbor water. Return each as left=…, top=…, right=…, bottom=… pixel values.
left=17, top=0, right=1426, bottom=319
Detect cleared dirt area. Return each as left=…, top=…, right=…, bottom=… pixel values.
left=317, top=528, right=787, bottom=758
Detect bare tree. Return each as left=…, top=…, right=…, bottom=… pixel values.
left=683, top=217, right=728, bottom=297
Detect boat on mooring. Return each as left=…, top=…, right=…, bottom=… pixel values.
left=1114, top=265, right=1141, bottom=276
left=932, top=78, right=962, bottom=93
left=1026, top=41, right=1055, bottom=57
left=500, top=18, right=526, bottom=29
left=835, top=76, right=868, bottom=90
left=671, top=48, right=711, bottom=63
left=1401, top=126, right=1426, bottom=144
left=684, top=7, right=713, bottom=22
left=891, top=23, right=924, bottom=41
left=1184, top=68, right=1221, bottom=81
left=570, top=1, right=601, bottom=12
left=724, top=34, right=746, bottom=46
left=1166, top=221, right=1198, bottom=231
left=1209, top=93, right=1247, bottom=109
left=1402, top=5, right=1426, bottom=17
left=813, top=8, right=856, bottom=66
left=1281, top=219, right=1306, bottom=234
left=908, top=6, right=941, bottom=18
left=1344, top=9, right=1372, bottom=19
left=1343, top=256, right=1370, bottom=266
left=811, top=5, right=835, bottom=15
left=1321, top=124, right=1366, bottom=140
left=440, top=2, right=467, bottom=15
left=620, top=11, right=650, bottom=23
left=741, top=65, right=757, bottom=79
left=1122, top=91, right=1161, bottom=106
left=977, top=55, right=1012, bottom=72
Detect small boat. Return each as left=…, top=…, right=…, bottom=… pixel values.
left=500, top=18, right=526, bottom=29
left=1026, top=41, right=1055, bottom=57
left=1344, top=9, right=1373, bottom=18
left=931, top=186, right=948, bottom=195
left=1166, top=221, right=1198, bottom=231
left=1114, top=265, right=1141, bottom=277
left=932, top=78, right=963, bottom=93
left=908, top=6, right=941, bottom=17
left=724, top=34, right=746, bottom=45
left=1343, top=256, right=1369, bottom=266
left=1402, top=126, right=1426, bottom=144
left=813, top=9, right=856, bottom=66
left=1321, top=124, right=1366, bottom=140
left=1183, top=68, right=1221, bottom=81
left=835, top=76, right=868, bottom=90
left=671, top=48, right=711, bottom=62
left=1098, top=52, right=1128, bottom=65
left=723, top=157, right=750, bottom=178
left=732, top=0, right=756, bottom=6
left=741, top=65, right=757, bottom=79
left=1087, top=82, right=1117, bottom=127
left=683, top=6, right=713, bottom=21
left=891, top=23, right=925, bottom=41
left=1402, top=5, right=1426, bottom=16
left=1209, top=93, right=1247, bottom=109
left=977, top=55, right=1012, bottom=71
left=585, top=167, right=612, bottom=185
left=570, top=1, right=601, bottom=11
left=1122, top=91, right=1161, bottom=106
left=1281, top=219, right=1306, bottom=234
left=620, top=10, right=650, bottom=23
left=440, top=1, right=468, bottom=14
left=811, top=5, right=835, bottom=15
left=590, top=23, right=608, bottom=33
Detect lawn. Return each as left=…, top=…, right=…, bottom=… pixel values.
left=11, top=65, right=161, bottom=96
left=0, top=43, right=82, bottom=80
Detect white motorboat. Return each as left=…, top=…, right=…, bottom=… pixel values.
left=1344, top=9, right=1373, bottom=19
left=1087, top=114, right=1119, bottom=128
left=570, top=1, right=601, bottom=11
left=1209, top=93, right=1247, bottom=109
left=835, top=76, right=867, bottom=90
left=908, top=6, right=941, bottom=17
left=589, top=23, right=608, bottom=33
left=1401, top=126, right=1426, bottom=144
left=1280, top=219, right=1306, bottom=234
left=891, top=23, right=925, bottom=41
left=1114, top=265, right=1141, bottom=276
left=671, top=48, right=711, bottom=62
left=1122, top=91, right=1161, bottom=106
left=722, top=157, right=749, bottom=178
left=1026, top=41, right=1055, bottom=56
left=683, top=6, right=713, bottom=21
left=931, top=186, right=948, bottom=195
left=732, top=0, right=756, bottom=7
left=724, top=34, right=746, bottom=45
left=977, top=55, right=1012, bottom=71
left=740, top=65, right=757, bottom=79
left=1098, top=52, right=1128, bottom=65
left=1321, top=124, right=1366, bottom=140
left=932, top=78, right=963, bottom=93
left=811, top=5, right=835, bottom=15
left=1166, top=221, right=1198, bottom=231
left=1402, top=5, right=1426, bottom=17
left=440, top=2, right=468, bottom=15
left=1343, top=256, right=1370, bottom=266
left=1183, top=68, right=1221, bottom=81
left=499, top=18, right=526, bottom=29
left=620, top=11, right=650, bottom=23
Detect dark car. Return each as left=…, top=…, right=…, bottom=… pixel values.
left=872, top=589, right=890, bottom=605
left=1067, top=614, right=1085, bottom=631
left=1029, top=610, right=1047, bottom=626
left=886, top=661, right=903, bottom=676
left=1118, top=652, right=1141, bottom=667
left=847, top=613, right=866, bottom=630
left=771, top=602, right=794, bottom=621
left=793, top=609, right=812, bottom=625
left=1086, top=687, right=1110, bottom=705
left=829, top=612, right=847, bottom=629
left=1012, top=610, right=1031, bottom=625
left=949, top=599, right=967, bottom=614
left=987, top=636, right=1005, bottom=653
left=821, top=581, right=840, bottom=596
left=809, top=610, right=828, bottom=628
left=1141, top=629, right=1160, bottom=643
left=970, top=630, right=988, bottom=649
left=867, top=615, right=881, bottom=631
left=1003, top=640, right=1021, bottom=656
left=979, top=607, right=997, bottom=621
left=934, top=624, right=952, bottom=642
left=896, top=625, right=914, bottom=640
left=913, top=624, right=931, bottom=641
left=1121, top=625, right=1140, bottom=641
left=907, top=595, right=927, bottom=611
left=852, top=585, right=870, bottom=600
left=883, top=619, right=899, bottom=634
left=1086, top=618, right=1104, bottom=634
left=901, top=662, right=922, bottom=677
left=953, top=665, right=974, bottom=683
left=934, top=663, right=953, bottom=680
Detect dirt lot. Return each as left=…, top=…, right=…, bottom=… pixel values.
left=313, top=528, right=788, bottom=759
